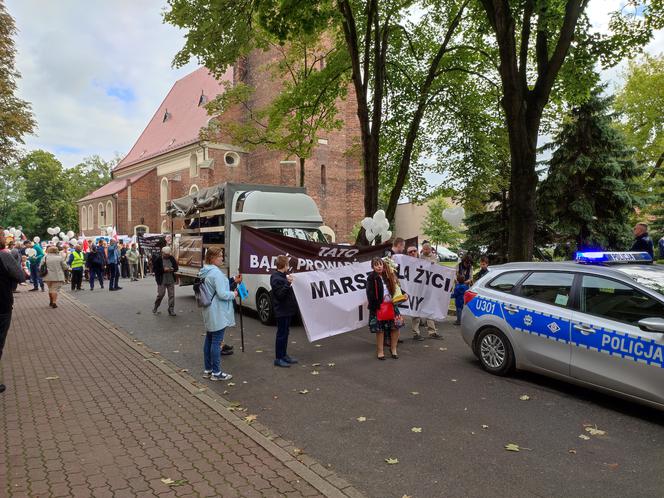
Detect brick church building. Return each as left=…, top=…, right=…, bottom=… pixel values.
left=77, top=54, right=364, bottom=242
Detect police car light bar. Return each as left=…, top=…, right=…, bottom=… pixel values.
left=575, top=251, right=653, bottom=264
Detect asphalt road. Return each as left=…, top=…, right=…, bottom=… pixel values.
left=70, top=277, right=664, bottom=498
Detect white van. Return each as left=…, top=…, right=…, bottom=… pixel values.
left=168, top=183, right=326, bottom=324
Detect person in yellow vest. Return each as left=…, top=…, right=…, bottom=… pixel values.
left=67, top=244, right=85, bottom=291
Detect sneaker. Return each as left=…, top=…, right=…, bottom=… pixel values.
left=412, top=334, right=425, bottom=341
left=274, top=359, right=291, bottom=368
left=202, top=370, right=212, bottom=379
left=152, top=308, right=160, bottom=315
left=210, top=372, right=232, bottom=381
left=428, top=333, right=443, bottom=340
left=168, top=310, right=177, bottom=316
left=283, top=355, right=298, bottom=364
left=221, top=348, right=234, bottom=356
left=222, top=344, right=234, bottom=352
left=116, top=287, right=123, bottom=290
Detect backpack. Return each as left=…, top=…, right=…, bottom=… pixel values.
left=193, top=276, right=214, bottom=307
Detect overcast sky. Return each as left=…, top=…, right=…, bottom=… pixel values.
left=7, top=0, right=663, bottom=170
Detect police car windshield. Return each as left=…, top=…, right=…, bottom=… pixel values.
left=615, top=266, right=664, bottom=297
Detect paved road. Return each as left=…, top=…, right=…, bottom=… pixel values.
left=71, top=278, right=664, bottom=498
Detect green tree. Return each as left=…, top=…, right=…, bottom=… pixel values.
left=0, top=0, right=36, bottom=168
left=65, top=155, right=115, bottom=204
left=202, top=33, right=348, bottom=187
left=0, top=163, right=40, bottom=233
left=539, top=91, right=645, bottom=251
left=422, top=196, right=464, bottom=247
left=476, top=0, right=663, bottom=261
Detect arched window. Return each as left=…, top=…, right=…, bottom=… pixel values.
left=88, top=205, right=93, bottom=229
left=161, top=220, right=170, bottom=233
left=189, top=153, right=199, bottom=178
left=98, top=203, right=105, bottom=227
left=189, top=184, right=199, bottom=195
left=320, top=164, right=327, bottom=186
left=160, top=177, right=169, bottom=214
left=106, top=200, right=113, bottom=226
left=81, top=208, right=87, bottom=230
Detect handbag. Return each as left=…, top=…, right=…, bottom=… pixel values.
left=39, top=256, right=48, bottom=278
left=377, top=301, right=395, bottom=321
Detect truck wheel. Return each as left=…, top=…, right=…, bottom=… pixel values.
left=257, top=290, right=274, bottom=325
left=476, top=327, right=515, bottom=376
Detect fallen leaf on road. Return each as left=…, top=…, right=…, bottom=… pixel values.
left=356, top=416, right=367, bottom=422
left=161, top=478, right=174, bottom=485
left=255, top=350, right=263, bottom=353
left=179, top=369, right=188, bottom=373
left=519, top=395, right=530, bottom=401
left=293, top=448, right=303, bottom=455
left=423, top=345, right=430, bottom=348
left=315, top=344, right=322, bottom=348
left=160, top=477, right=188, bottom=487
left=410, top=391, right=420, bottom=396
left=578, top=434, right=590, bottom=440
left=402, top=495, right=412, bottom=498
left=172, top=350, right=179, bottom=353
left=385, top=457, right=399, bottom=465
left=244, top=415, right=257, bottom=424
left=242, top=381, right=248, bottom=384
left=411, top=427, right=422, bottom=433
left=311, top=370, right=319, bottom=375
left=299, top=389, right=309, bottom=395
left=439, top=347, right=448, bottom=351
left=44, top=376, right=60, bottom=380
left=311, top=363, right=321, bottom=367
left=327, top=362, right=336, bottom=367
left=569, top=449, right=577, bottom=454
left=584, top=426, right=606, bottom=436
left=223, top=390, right=229, bottom=395
left=227, top=382, right=236, bottom=387
left=481, top=425, right=489, bottom=429
left=451, top=379, right=457, bottom=382
left=504, top=443, right=521, bottom=452
left=605, top=463, right=619, bottom=470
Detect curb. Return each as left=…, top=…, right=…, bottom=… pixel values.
left=63, top=293, right=366, bottom=498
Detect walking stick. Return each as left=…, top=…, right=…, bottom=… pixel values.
left=239, top=294, right=245, bottom=353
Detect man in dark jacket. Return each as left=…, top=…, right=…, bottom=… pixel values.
left=86, top=245, right=105, bottom=290
left=270, top=255, right=298, bottom=368
left=152, top=246, right=179, bottom=316
left=0, top=235, right=26, bottom=393
left=630, top=222, right=654, bottom=259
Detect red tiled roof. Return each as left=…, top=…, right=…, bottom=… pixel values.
left=77, top=169, right=152, bottom=203
left=114, top=67, right=232, bottom=172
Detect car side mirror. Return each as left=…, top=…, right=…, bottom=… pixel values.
left=637, top=317, right=664, bottom=333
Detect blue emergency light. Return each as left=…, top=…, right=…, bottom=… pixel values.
left=574, top=251, right=653, bottom=264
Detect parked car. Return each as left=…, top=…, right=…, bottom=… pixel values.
left=461, top=251, right=664, bottom=410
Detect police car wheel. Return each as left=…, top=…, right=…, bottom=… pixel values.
left=476, top=327, right=514, bottom=376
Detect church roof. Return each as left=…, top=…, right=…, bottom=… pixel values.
left=77, top=169, right=152, bottom=203
left=114, top=66, right=231, bottom=173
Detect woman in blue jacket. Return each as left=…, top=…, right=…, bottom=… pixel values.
left=197, top=247, right=237, bottom=381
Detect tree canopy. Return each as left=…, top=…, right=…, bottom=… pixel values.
left=0, top=0, right=36, bottom=168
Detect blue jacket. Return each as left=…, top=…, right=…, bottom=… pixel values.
left=452, top=283, right=469, bottom=309
left=198, top=264, right=236, bottom=332
left=107, top=242, right=120, bottom=264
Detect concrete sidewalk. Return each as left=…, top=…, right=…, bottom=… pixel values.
left=1, top=289, right=364, bottom=498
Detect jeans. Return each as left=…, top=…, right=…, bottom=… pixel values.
left=71, top=268, right=83, bottom=290
left=30, top=263, right=43, bottom=290
left=204, top=329, right=226, bottom=375
left=89, top=266, right=104, bottom=289
left=275, top=316, right=292, bottom=360
left=154, top=283, right=175, bottom=312
left=455, top=305, right=463, bottom=324
left=0, top=312, right=11, bottom=362
left=109, top=263, right=120, bottom=289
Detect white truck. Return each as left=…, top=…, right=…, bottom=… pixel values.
left=167, top=182, right=327, bottom=324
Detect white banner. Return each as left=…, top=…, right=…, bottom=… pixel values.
left=291, top=255, right=456, bottom=342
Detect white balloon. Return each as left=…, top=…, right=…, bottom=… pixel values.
left=26, top=248, right=36, bottom=257
left=2, top=230, right=8, bottom=236
left=366, top=228, right=377, bottom=242
left=52, top=236, right=59, bottom=243
left=442, top=206, right=465, bottom=228
left=106, top=226, right=113, bottom=235
left=9, top=227, right=16, bottom=235
left=54, top=226, right=60, bottom=234
left=66, top=231, right=75, bottom=239
left=33, top=236, right=40, bottom=243
left=59, top=232, right=66, bottom=239
left=361, top=217, right=374, bottom=231
left=381, top=230, right=392, bottom=242
left=373, top=210, right=386, bottom=222
left=62, top=235, right=69, bottom=242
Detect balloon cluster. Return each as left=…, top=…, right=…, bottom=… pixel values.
left=46, top=227, right=77, bottom=244
left=360, top=210, right=392, bottom=244
left=2, top=226, right=24, bottom=240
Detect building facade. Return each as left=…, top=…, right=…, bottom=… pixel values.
left=78, top=55, right=364, bottom=242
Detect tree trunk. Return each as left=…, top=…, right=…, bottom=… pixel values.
left=298, top=157, right=305, bottom=188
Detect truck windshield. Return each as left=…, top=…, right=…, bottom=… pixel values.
left=263, top=228, right=328, bottom=243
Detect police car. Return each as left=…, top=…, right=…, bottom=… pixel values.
left=461, top=252, right=664, bottom=410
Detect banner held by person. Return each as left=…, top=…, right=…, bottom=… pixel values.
left=291, top=254, right=456, bottom=342
left=239, top=226, right=391, bottom=275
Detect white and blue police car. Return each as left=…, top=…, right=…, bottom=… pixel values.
left=460, top=252, right=664, bottom=410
